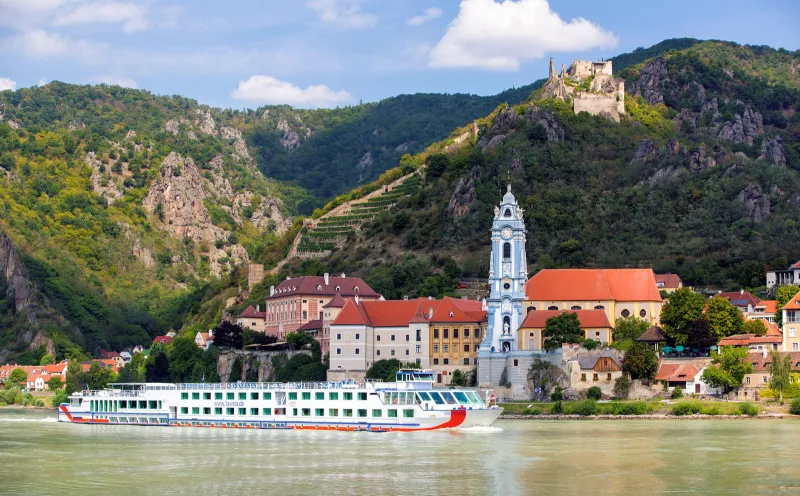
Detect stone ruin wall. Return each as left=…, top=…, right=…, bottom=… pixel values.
left=573, top=93, right=624, bottom=122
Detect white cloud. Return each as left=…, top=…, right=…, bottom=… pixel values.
left=0, top=77, right=16, bottom=91
left=307, top=0, right=377, bottom=29
left=429, top=0, right=618, bottom=71
left=91, top=75, right=137, bottom=88
left=53, top=2, right=149, bottom=33
left=37, top=79, right=49, bottom=87
left=407, top=7, right=442, bottom=26
left=230, top=75, right=352, bottom=108
left=1, top=30, right=106, bottom=60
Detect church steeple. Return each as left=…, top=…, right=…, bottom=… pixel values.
left=481, top=185, right=527, bottom=354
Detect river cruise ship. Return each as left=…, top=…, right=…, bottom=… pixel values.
left=59, top=370, right=502, bottom=432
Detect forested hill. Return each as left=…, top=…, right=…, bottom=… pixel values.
left=279, top=40, right=800, bottom=299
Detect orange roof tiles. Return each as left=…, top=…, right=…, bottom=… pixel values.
left=757, top=300, right=777, bottom=313
left=519, top=310, right=611, bottom=329
left=718, top=334, right=782, bottom=346
left=655, top=363, right=699, bottom=382
left=655, top=273, right=682, bottom=289
left=784, top=291, right=800, bottom=310
left=524, top=269, right=662, bottom=302
left=238, top=305, right=266, bottom=319
left=332, top=298, right=486, bottom=328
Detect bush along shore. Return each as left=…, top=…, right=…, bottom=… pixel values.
left=498, top=399, right=796, bottom=419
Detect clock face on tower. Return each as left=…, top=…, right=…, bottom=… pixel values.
left=501, top=227, right=513, bottom=239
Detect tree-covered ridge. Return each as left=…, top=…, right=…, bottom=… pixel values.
left=290, top=40, right=800, bottom=293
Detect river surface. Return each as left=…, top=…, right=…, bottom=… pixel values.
left=1, top=409, right=799, bottom=495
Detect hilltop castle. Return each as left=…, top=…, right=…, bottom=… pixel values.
left=541, top=57, right=626, bottom=122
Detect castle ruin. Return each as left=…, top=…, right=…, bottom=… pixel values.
left=541, top=57, right=625, bottom=122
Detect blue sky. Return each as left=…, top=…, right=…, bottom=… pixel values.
left=0, top=0, right=797, bottom=109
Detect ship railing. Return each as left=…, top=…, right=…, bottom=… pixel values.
left=176, top=380, right=381, bottom=391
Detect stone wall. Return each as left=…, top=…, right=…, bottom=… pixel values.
left=573, top=93, right=624, bottom=122
left=327, top=369, right=368, bottom=381
left=247, top=263, right=264, bottom=291
left=477, top=350, right=562, bottom=399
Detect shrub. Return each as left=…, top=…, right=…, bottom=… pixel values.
left=522, top=408, right=542, bottom=415
left=671, top=401, right=702, bottom=416
left=699, top=404, right=721, bottom=416
left=738, top=402, right=759, bottom=417
left=587, top=386, right=602, bottom=400
left=790, top=398, right=800, bottom=415
left=608, top=401, right=653, bottom=416
left=671, top=386, right=683, bottom=399
left=569, top=400, right=599, bottom=416
left=550, top=386, right=563, bottom=402
left=551, top=401, right=563, bottom=414
left=613, top=376, right=631, bottom=399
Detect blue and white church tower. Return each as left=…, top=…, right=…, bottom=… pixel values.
left=482, top=185, right=527, bottom=354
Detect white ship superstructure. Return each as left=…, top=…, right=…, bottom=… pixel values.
left=59, top=370, right=501, bottom=432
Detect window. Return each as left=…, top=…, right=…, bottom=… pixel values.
left=250, top=408, right=258, bottom=415
left=263, top=392, right=271, bottom=400
left=192, top=392, right=200, bottom=400
left=302, top=392, right=311, bottom=400
left=238, top=392, right=246, bottom=400
left=302, top=408, right=311, bottom=416
left=405, top=349, right=409, bottom=356
left=302, top=311, right=307, bottom=320
left=214, top=408, right=222, bottom=415
left=607, top=373, right=612, bottom=381
left=444, top=358, right=449, bottom=365
left=746, top=376, right=751, bottom=384
left=391, top=335, right=395, bottom=341
left=443, top=344, right=449, bottom=352
left=513, top=359, right=519, bottom=367
left=640, top=309, right=647, bottom=318
left=215, top=392, right=223, bottom=400
left=315, top=408, right=324, bottom=416
left=181, top=407, right=188, bottom=414
left=355, top=348, right=360, bottom=355
left=416, top=329, right=421, bottom=342
left=503, top=242, right=511, bottom=259
left=433, top=358, right=439, bottom=365
left=343, top=409, right=353, bottom=417
left=357, top=409, right=367, bottom=418
left=621, top=309, right=630, bottom=318
left=355, top=333, right=360, bottom=340
left=444, top=329, right=449, bottom=339
left=343, top=392, right=353, bottom=401
left=336, top=348, right=341, bottom=355
left=464, top=328, right=470, bottom=338
left=250, top=392, right=259, bottom=400
left=336, top=333, right=342, bottom=340
left=377, top=350, right=381, bottom=356
left=453, top=329, right=459, bottom=339
left=790, top=328, right=797, bottom=338
left=372, top=409, right=382, bottom=418
left=329, top=392, right=338, bottom=400
left=464, top=344, right=470, bottom=352
left=548, top=306, right=559, bottom=311
left=794, top=343, right=798, bottom=352
left=181, top=392, right=188, bottom=400
left=292, top=408, right=298, bottom=416
left=406, top=334, right=409, bottom=342
left=593, top=373, right=599, bottom=381
left=238, top=408, right=246, bottom=415
left=571, top=305, right=582, bottom=310
left=391, top=350, right=396, bottom=356
left=315, top=392, right=324, bottom=400
left=762, top=376, right=768, bottom=384
left=403, top=409, right=415, bottom=418
left=594, top=305, right=605, bottom=310
left=416, top=345, right=422, bottom=353
left=388, top=409, right=398, bottom=418
left=433, top=344, right=439, bottom=352
left=226, top=408, right=235, bottom=415
left=289, top=392, right=297, bottom=400
left=377, top=335, right=381, bottom=342
left=329, top=409, right=338, bottom=417
left=358, top=392, right=368, bottom=401
left=204, top=408, right=211, bottom=415
left=434, top=329, right=439, bottom=339
left=463, top=358, right=469, bottom=365
left=227, top=392, right=234, bottom=400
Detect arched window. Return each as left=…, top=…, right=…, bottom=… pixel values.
left=504, top=208, right=512, bottom=218
left=503, top=242, right=511, bottom=260
left=594, top=305, right=605, bottom=310
left=621, top=309, right=630, bottom=318
left=571, top=305, right=582, bottom=310
left=335, top=286, right=341, bottom=292
left=354, top=286, right=359, bottom=293
left=527, top=306, right=535, bottom=313
left=639, top=309, right=647, bottom=318
left=548, top=306, right=558, bottom=311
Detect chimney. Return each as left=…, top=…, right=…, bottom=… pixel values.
left=208, top=329, right=213, bottom=338
left=341, top=273, right=346, bottom=278
left=403, top=295, right=408, bottom=301
left=762, top=348, right=768, bottom=359
left=355, top=295, right=359, bottom=305
left=549, top=57, right=556, bottom=79
left=428, top=296, right=433, bottom=301
left=256, top=304, right=260, bottom=313
left=740, top=289, right=744, bottom=295
left=323, top=273, right=329, bottom=285
left=429, top=307, right=433, bottom=319
left=269, top=286, right=275, bottom=296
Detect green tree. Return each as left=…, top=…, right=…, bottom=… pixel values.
left=686, top=318, right=716, bottom=349
left=622, top=342, right=658, bottom=380
left=450, top=369, right=467, bottom=387
left=146, top=348, right=170, bottom=383
left=167, top=336, right=202, bottom=382
left=705, top=296, right=744, bottom=339
left=543, top=312, right=583, bottom=351
left=776, top=285, right=800, bottom=327
left=65, top=360, right=85, bottom=393
left=228, top=357, right=243, bottom=382
left=769, top=350, right=792, bottom=404
left=366, top=359, right=404, bottom=382
left=701, top=347, right=753, bottom=393
left=84, top=363, right=114, bottom=390
left=660, top=288, right=705, bottom=345
left=613, top=376, right=631, bottom=399
left=39, top=354, right=54, bottom=366
left=47, top=375, right=63, bottom=391
left=613, top=316, right=650, bottom=342
left=6, top=368, right=27, bottom=387
left=743, top=319, right=767, bottom=336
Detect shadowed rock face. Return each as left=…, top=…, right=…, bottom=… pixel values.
left=716, top=105, right=763, bottom=145
left=629, top=57, right=668, bottom=105
left=630, top=139, right=657, bottom=164
left=0, top=233, right=34, bottom=315
left=738, top=184, right=771, bottom=222
left=448, top=177, right=476, bottom=217
left=759, top=136, right=787, bottom=166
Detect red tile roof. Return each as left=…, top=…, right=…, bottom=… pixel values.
left=764, top=320, right=782, bottom=337
left=637, top=326, right=667, bottom=342
left=153, top=335, right=172, bottom=345
left=519, top=309, right=611, bottom=329
left=238, top=305, right=266, bottom=319
left=267, top=275, right=379, bottom=300
left=333, top=299, right=371, bottom=326
left=297, top=319, right=323, bottom=332
left=655, top=363, right=700, bottom=382
left=748, top=352, right=800, bottom=371
left=791, top=261, right=800, bottom=269
left=322, top=293, right=347, bottom=308
left=718, top=334, right=782, bottom=346
left=332, top=298, right=485, bottom=328
left=654, top=273, right=682, bottom=289
left=783, top=291, right=800, bottom=311
left=717, top=291, right=760, bottom=308
left=525, top=269, right=662, bottom=302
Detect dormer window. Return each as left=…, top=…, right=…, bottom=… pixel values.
left=317, top=285, right=322, bottom=291
left=449, top=311, right=454, bottom=318
left=354, top=286, right=359, bottom=293
left=336, top=286, right=341, bottom=292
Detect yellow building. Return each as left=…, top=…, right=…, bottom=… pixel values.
left=428, top=297, right=487, bottom=385
left=523, top=269, right=663, bottom=327
left=517, top=309, right=612, bottom=351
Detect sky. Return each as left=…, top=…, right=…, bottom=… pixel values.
left=0, top=0, right=798, bottom=109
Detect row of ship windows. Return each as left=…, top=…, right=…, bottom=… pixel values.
left=88, top=400, right=160, bottom=411
left=179, top=407, right=415, bottom=418
left=180, top=391, right=369, bottom=401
